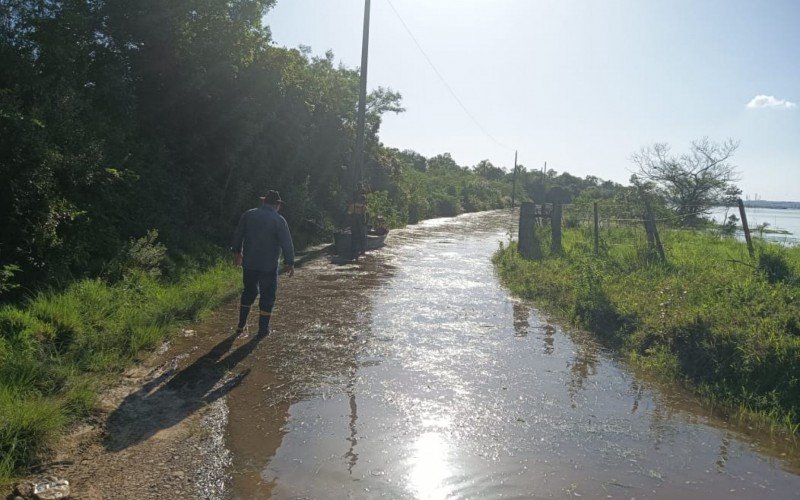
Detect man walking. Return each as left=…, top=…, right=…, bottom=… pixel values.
left=231, top=190, right=295, bottom=336
left=347, top=191, right=367, bottom=259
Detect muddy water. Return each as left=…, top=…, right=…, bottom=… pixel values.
left=223, top=210, right=800, bottom=499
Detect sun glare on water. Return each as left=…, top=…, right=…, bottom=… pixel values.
left=407, top=431, right=453, bottom=499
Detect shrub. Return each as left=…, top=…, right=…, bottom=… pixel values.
left=366, top=191, right=403, bottom=228
left=432, top=193, right=462, bottom=217
left=0, top=264, right=20, bottom=299
left=721, top=214, right=739, bottom=237
left=758, top=248, right=795, bottom=284
left=106, top=229, right=168, bottom=280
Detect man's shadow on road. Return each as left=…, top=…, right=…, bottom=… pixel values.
left=104, top=330, right=267, bottom=452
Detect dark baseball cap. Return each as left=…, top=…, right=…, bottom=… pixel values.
left=260, top=190, right=284, bottom=205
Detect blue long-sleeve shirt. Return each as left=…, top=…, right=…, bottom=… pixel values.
left=231, top=205, right=295, bottom=272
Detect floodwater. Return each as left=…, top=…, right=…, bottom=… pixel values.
left=219, top=210, right=800, bottom=499
left=709, top=206, right=800, bottom=245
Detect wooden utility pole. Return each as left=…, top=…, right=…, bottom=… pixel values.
left=738, top=198, right=755, bottom=258
left=353, top=0, right=371, bottom=193
left=593, top=202, right=599, bottom=255
left=511, top=150, right=518, bottom=208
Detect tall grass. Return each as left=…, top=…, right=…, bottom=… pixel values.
left=494, top=226, right=800, bottom=432
left=0, top=264, right=239, bottom=480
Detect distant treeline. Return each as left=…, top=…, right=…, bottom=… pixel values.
left=742, top=201, right=800, bottom=210
left=1, top=0, right=632, bottom=301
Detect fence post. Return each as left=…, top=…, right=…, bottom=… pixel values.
left=511, top=150, right=518, bottom=209
left=593, top=202, right=599, bottom=255
left=652, top=215, right=666, bottom=263
left=551, top=203, right=563, bottom=254
left=737, top=198, right=755, bottom=259
left=518, top=202, right=541, bottom=260
left=643, top=198, right=666, bottom=263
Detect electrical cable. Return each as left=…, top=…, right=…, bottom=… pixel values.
left=384, top=0, right=515, bottom=152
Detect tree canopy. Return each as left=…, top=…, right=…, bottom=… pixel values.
left=631, top=138, right=741, bottom=225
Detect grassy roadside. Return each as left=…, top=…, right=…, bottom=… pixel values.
left=0, top=263, right=240, bottom=482
left=493, top=226, right=800, bottom=433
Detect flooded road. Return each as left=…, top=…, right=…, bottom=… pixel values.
left=222, top=210, right=800, bottom=499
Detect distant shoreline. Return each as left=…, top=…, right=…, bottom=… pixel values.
left=738, top=201, right=800, bottom=210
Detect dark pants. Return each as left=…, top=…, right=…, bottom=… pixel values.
left=237, top=268, right=278, bottom=333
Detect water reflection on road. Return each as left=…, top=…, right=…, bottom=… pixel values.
left=225, top=210, right=800, bottom=499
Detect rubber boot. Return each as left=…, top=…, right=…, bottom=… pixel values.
left=236, top=304, right=250, bottom=333
left=258, top=311, right=271, bottom=336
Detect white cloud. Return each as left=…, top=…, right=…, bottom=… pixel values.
left=746, top=94, right=796, bottom=109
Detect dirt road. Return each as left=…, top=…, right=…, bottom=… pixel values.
left=43, top=210, right=800, bottom=499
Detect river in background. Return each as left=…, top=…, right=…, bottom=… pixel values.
left=709, top=206, right=800, bottom=246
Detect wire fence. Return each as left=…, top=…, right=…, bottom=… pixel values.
left=516, top=200, right=757, bottom=263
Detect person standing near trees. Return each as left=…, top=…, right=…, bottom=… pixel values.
left=347, top=191, right=368, bottom=259
left=231, top=190, right=295, bottom=336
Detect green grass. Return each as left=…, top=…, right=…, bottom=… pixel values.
left=494, top=226, right=800, bottom=433
left=0, top=263, right=239, bottom=481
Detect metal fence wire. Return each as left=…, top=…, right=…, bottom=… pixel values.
left=518, top=201, right=755, bottom=262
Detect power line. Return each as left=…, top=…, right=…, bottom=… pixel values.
left=384, top=0, right=515, bottom=152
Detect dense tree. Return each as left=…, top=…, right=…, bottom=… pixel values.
left=396, top=149, right=428, bottom=172
left=473, top=159, right=504, bottom=181
left=631, top=138, right=740, bottom=226
left=428, top=152, right=461, bottom=172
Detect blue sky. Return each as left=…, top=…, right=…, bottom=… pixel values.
left=266, top=0, right=799, bottom=201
